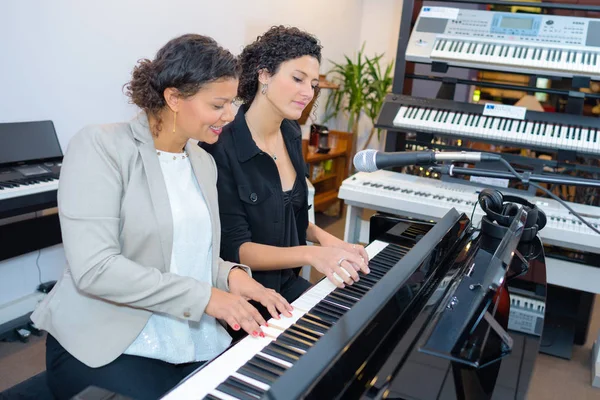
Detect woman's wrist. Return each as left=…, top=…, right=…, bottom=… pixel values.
left=227, top=266, right=249, bottom=289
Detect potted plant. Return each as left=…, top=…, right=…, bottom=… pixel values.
left=323, top=44, right=394, bottom=159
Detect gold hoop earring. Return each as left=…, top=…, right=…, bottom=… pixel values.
left=172, top=111, right=177, bottom=134
left=261, top=83, right=268, bottom=95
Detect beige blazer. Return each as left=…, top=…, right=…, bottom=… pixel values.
left=31, top=113, right=247, bottom=368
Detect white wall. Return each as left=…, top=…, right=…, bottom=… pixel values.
left=319, top=0, right=404, bottom=152
left=0, top=0, right=372, bottom=314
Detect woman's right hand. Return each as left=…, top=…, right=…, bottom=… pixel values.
left=205, top=288, right=266, bottom=338
left=307, top=246, right=370, bottom=288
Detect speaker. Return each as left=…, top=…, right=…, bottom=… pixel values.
left=478, top=188, right=547, bottom=243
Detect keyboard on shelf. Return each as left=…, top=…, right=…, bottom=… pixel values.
left=339, top=170, right=600, bottom=254
left=406, top=6, right=600, bottom=79
left=375, top=95, right=600, bottom=156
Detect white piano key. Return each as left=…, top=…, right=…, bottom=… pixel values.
left=231, top=372, right=271, bottom=391
left=256, top=351, right=294, bottom=369
left=162, top=336, right=273, bottom=399
left=0, top=179, right=59, bottom=201
left=209, top=390, right=239, bottom=400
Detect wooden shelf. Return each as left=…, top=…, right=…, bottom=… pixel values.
left=314, top=189, right=339, bottom=212
left=311, top=173, right=338, bottom=184
left=302, top=130, right=353, bottom=216
left=305, top=147, right=347, bottom=163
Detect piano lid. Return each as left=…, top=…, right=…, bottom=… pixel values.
left=0, top=120, right=62, bottom=166
left=266, top=208, right=471, bottom=400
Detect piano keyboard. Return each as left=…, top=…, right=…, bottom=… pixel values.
left=162, top=237, right=424, bottom=400
left=338, top=170, right=600, bottom=254
left=377, top=95, right=600, bottom=156
left=406, top=7, right=600, bottom=80
left=430, top=39, right=600, bottom=79
left=0, top=177, right=58, bottom=202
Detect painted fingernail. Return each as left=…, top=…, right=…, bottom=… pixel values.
left=233, top=324, right=240, bottom=330
left=265, top=322, right=269, bottom=327
left=259, top=332, right=265, bottom=338
left=252, top=331, right=258, bottom=337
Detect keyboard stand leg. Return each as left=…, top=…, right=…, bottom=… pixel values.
left=344, top=205, right=362, bottom=244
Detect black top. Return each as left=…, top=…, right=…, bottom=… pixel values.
left=203, top=107, right=309, bottom=293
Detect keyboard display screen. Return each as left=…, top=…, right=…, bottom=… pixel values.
left=500, top=16, right=534, bottom=30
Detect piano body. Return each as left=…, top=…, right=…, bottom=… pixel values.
left=163, top=209, right=547, bottom=400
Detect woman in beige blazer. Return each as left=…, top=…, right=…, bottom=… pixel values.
left=31, top=34, right=292, bottom=400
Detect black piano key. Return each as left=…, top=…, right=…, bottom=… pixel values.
left=355, top=275, right=380, bottom=287
left=304, top=313, right=333, bottom=328
left=263, top=344, right=300, bottom=364
left=363, top=268, right=385, bottom=279
left=311, top=307, right=341, bottom=323
left=288, top=324, right=323, bottom=339
left=277, top=335, right=311, bottom=352
left=216, top=382, right=258, bottom=400
left=342, top=278, right=370, bottom=291
left=315, top=302, right=345, bottom=317
left=372, top=252, right=400, bottom=265
left=325, top=293, right=355, bottom=309
left=254, top=353, right=290, bottom=372
left=321, top=296, right=351, bottom=311
left=225, top=376, right=265, bottom=397
left=347, top=280, right=374, bottom=292
left=282, top=330, right=315, bottom=347
left=261, top=340, right=300, bottom=364
left=249, top=355, right=286, bottom=375
left=267, top=341, right=304, bottom=358
left=205, top=394, right=222, bottom=400
left=238, top=365, right=276, bottom=385
left=339, top=284, right=368, bottom=298
left=368, top=258, right=392, bottom=269
left=296, top=318, right=329, bottom=335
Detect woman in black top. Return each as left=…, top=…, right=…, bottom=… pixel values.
left=205, top=26, right=370, bottom=314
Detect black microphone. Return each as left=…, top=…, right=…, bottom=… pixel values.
left=353, top=149, right=501, bottom=172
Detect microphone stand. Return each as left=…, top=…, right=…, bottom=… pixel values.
left=429, top=164, right=600, bottom=188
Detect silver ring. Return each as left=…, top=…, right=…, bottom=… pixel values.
left=337, top=257, right=346, bottom=266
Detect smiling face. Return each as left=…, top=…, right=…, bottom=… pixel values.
left=175, top=78, right=239, bottom=144
left=260, top=55, right=320, bottom=120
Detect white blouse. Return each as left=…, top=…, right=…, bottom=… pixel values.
left=124, top=149, right=231, bottom=363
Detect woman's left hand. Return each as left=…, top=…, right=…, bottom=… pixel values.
left=228, top=268, right=293, bottom=319
left=318, top=235, right=370, bottom=266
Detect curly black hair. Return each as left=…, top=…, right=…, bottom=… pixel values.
left=124, top=34, right=240, bottom=134
left=238, top=26, right=322, bottom=106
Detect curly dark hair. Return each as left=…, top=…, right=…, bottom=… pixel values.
left=124, top=34, right=240, bottom=134
left=238, top=26, right=322, bottom=106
